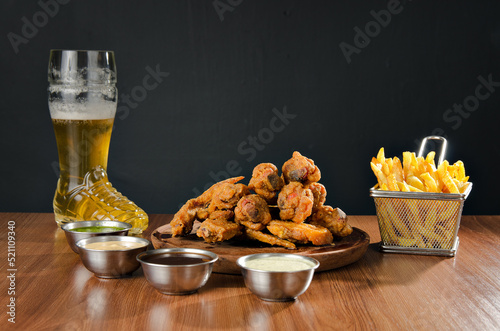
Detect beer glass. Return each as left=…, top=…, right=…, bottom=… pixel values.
left=48, top=50, right=148, bottom=234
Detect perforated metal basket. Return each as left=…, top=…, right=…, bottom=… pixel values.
left=370, top=136, right=472, bottom=257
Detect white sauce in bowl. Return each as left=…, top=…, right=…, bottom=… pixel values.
left=245, top=256, right=315, bottom=271
left=83, top=241, right=146, bottom=250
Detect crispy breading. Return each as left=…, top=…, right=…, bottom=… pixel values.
left=306, top=182, right=326, bottom=212
left=169, top=177, right=244, bottom=236
left=282, top=151, right=321, bottom=184
left=196, top=211, right=241, bottom=243
left=267, top=220, right=333, bottom=246
left=196, top=206, right=210, bottom=220
left=208, top=183, right=249, bottom=213
left=310, top=206, right=353, bottom=237
left=245, top=228, right=296, bottom=249
left=198, top=176, right=245, bottom=205
left=169, top=198, right=202, bottom=236
left=277, top=182, right=314, bottom=223
left=236, top=219, right=265, bottom=231
left=208, top=210, right=235, bottom=220
left=234, top=194, right=272, bottom=231
left=248, top=163, right=284, bottom=201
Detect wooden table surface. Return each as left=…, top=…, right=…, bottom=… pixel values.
left=1, top=213, right=499, bottom=330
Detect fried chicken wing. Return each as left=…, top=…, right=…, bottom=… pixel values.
left=267, top=220, right=333, bottom=246
left=282, top=151, right=321, bottom=184
left=309, top=206, right=353, bottom=237
left=248, top=163, right=284, bottom=202
left=245, top=228, right=296, bottom=249
left=208, top=209, right=235, bottom=220
left=306, top=182, right=326, bottom=212
left=169, top=198, right=202, bottom=237
left=196, top=205, right=210, bottom=220
left=277, top=182, right=314, bottom=223
left=169, top=176, right=244, bottom=236
left=196, top=210, right=242, bottom=243
left=201, top=177, right=245, bottom=201
left=208, top=183, right=249, bottom=213
left=234, top=194, right=272, bottom=231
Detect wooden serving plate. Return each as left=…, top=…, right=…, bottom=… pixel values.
left=151, top=222, right=370, bottom=274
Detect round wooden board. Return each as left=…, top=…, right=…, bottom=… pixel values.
left=151, top=222, right=370, bottom=274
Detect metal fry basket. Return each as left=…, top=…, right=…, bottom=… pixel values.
left=370, top=136, right=472, bottom=257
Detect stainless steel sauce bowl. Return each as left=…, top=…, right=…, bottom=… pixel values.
left=137, top=248, right=218, bottom=295
left=76, top=235, right=149, bottom=278
left=237, top=253, right=320, bottom=301
left=61, top=220, right=132, bottom=253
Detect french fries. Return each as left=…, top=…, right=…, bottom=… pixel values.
left=370, top=148, right=471, bottom=250
left=370, top=148, right=470, bottom=194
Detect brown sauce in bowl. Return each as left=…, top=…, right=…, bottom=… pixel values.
left=142, top=252, right=212, bottom=265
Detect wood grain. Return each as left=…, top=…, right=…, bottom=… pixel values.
left=1, top=213, right=499, bottom=330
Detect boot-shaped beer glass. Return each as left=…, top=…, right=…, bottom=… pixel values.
left=48, top=50, right=148, bottom=234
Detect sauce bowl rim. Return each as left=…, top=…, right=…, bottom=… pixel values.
left=61, top=220, right=132, bottom=233
left=75, top=235, right=150, bottom=252
left=137, top=248, right=218, bottom=267
left=237, top=253, right=320, bottom=273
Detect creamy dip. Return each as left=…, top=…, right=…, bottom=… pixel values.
left=245, top=256, right=315, bottom=271
left=83, top=241, right=146, bottom=250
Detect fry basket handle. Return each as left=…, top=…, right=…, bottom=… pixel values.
left=417, top=136, right=447, bottom=165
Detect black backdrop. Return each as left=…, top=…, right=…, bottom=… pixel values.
left=1, top=0, right=499, bottom=216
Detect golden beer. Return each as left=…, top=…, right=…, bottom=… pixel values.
left=52, top=118, right=113, bottom=183
left=48, top=50, right=148, bottom=234
left=51, top=117, right=148, bottom=234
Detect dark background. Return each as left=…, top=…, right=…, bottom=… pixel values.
left=1, top=0, right=499, bottom=216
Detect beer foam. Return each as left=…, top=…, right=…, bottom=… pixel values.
left=49, top=85, right=117, bottom=120
left=49, top=101, right=116, bottom=120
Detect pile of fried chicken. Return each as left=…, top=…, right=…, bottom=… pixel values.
left=165, top=151, right=353, bottom=249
